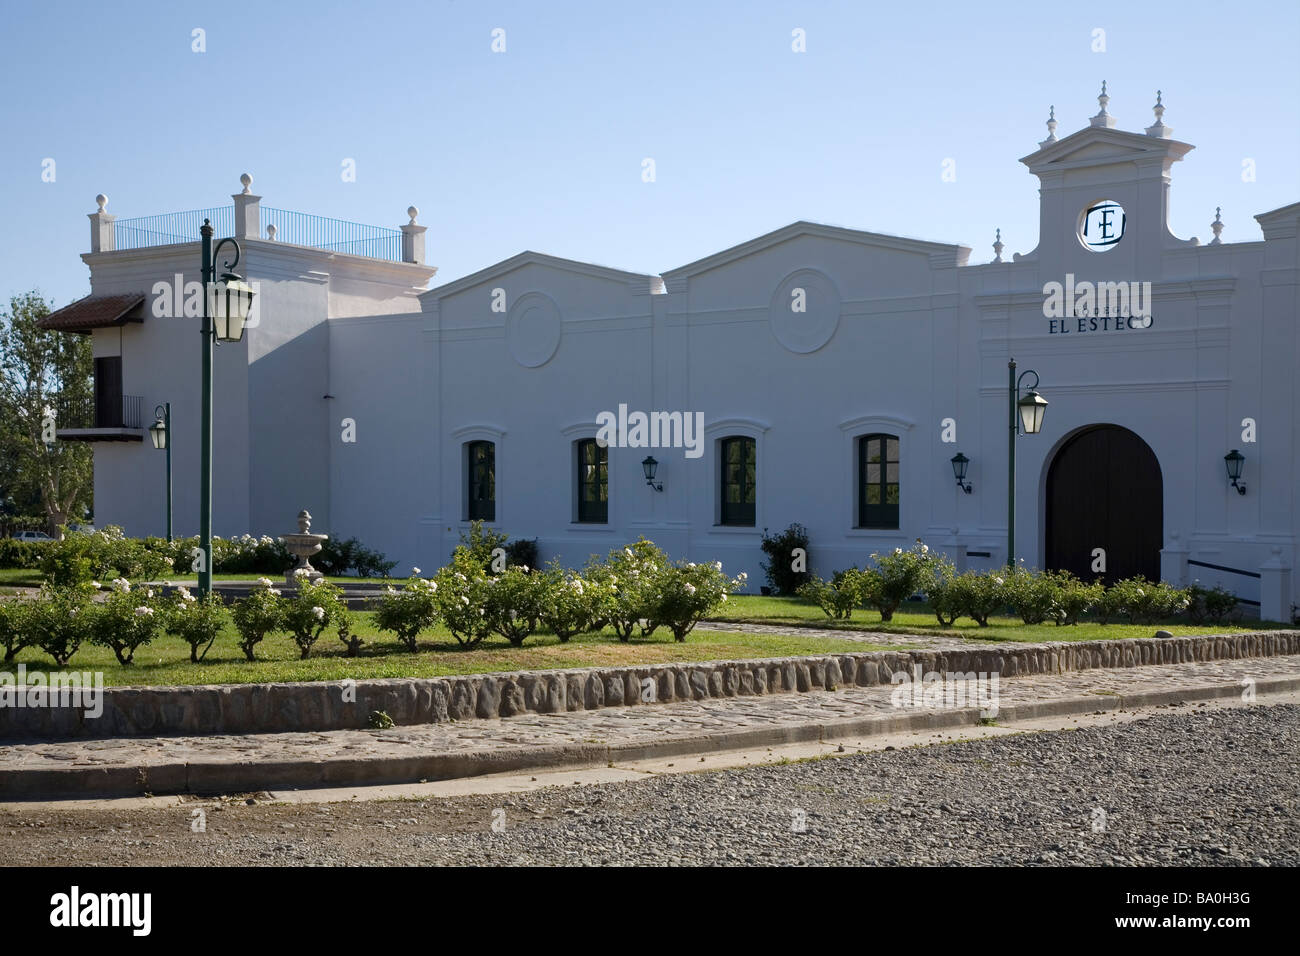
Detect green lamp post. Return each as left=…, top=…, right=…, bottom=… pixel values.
left=197, top=220, right=255, bottom=596
left=149, top=403, right=172, bottom=542
left=1007, top=358, right=1048, bottom=567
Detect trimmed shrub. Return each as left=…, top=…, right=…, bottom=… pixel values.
left=432, top=554, right=494, bottom=648
left=315, top=537, right=396, bottom=578
left=1108, top=577, right=1190, bottom=625
left=1186, top=582, right=1239, bottom=625
left=797, top=568, right=862, bottom=620
left=163, top=588, right=228, bottom=662
left=539, top=561, right=609, bottom=643
left=641, top=560, right=745, bottom=642
left=282, top=575, right=345, bottom=659
left=922, top=558, right=962, bottom=626
left=0, top=599, right=33, bottom=662
left=950, top=570, right=1009, bottom=627
left=586, top=539, right=670, bottom=642
left=760, top=523, right=811, bottom=596
left=1004, top=564, right=1057, bottom=625
left=28, top=583, right=98, bottom=666
left=90, top=579, right=163, bottom=665
left=1047, top=571, right=1104, bottom=626
left=864, top=540, right=934, bottom=621
left=483, top=565, right=548, bottom=647
left=456, top=520, right=509, bottom=572
left=230, top=579, right=284, bottom=661
left=374, top=571, right=439, bottom=652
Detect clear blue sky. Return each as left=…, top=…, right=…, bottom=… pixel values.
left=3, top=0, right=1297, bottom=309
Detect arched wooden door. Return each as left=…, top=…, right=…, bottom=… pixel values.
left=1046, top=425, right=1162, bottom=585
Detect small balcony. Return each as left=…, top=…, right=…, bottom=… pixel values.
left=56, top=394, right=144, bottom=443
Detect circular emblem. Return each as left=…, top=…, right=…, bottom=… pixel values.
left=769, top=269, right=841, bottom=354
left=506, top=292, right=562, bottom=368
left=1079, top=200, right=1126, bottom=252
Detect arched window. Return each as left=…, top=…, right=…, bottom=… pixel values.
left=720, top=436, right=756, bottom=526
left=858, top=433, right=899, bottom=529
left=467, top=440, right=496, bottom=521
left=576, top=438, right=608, bottom=523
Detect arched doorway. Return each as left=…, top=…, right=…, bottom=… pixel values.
left=1045, top=425, right=1162, bottom=585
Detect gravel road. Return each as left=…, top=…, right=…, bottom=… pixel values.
left=2, top=702, right=1296, bottom=866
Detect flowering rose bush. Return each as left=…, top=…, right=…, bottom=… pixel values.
left=90, top=579, right=163, bottom=664
left=1108, top=577, right=1190, bottom=625
left=865, top=540, right=934, bottom=621
left=163, top=587, right=229, bottom=662
left=25, top=582, right=98, bottom=665
left=281, top=575, right=344, bottom=659
left=948, top=570, right=1008, bottom=627
left=483, top=564, right=548, bottom=646
left=1003, top=563, right=1057, bottom=625
left=1046, top=571, right=1104, bottom=626
left=642, top=560, right=746, bottom=642
left=585, top=539, right=670, bottom=642
left=432, top=554, right=494, bottom=647
left=230, top=579, right=284, bottom=661
left=374, top=570, right=439, bottom=652
left=539, top=561, right=610, bottom=643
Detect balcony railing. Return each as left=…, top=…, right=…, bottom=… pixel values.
left=55, top=395, right=142, bottom=433
left=113, top=205, right=403, bottom=262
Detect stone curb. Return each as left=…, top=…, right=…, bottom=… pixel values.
left=2, top=630, right=1298, bottom=741
left=5, top=674, right=1297, bottom=800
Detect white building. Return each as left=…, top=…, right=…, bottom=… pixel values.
left=42, top=90, right=1298, bottom=620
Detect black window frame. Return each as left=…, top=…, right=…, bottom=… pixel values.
left=467, top=440, right=496, bottom=521
left=719, top=436, right=757, bottom=526
left=576, top=438, right=608, bottom=524
left=857, top=433, right=899, bottom=529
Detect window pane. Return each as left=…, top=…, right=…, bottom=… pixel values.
left=887, top=437, right=899, bottom=460
left=886, top=463, right=899, bottom=483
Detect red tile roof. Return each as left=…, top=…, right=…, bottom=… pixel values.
left=38, top=292, right=145, bottom=333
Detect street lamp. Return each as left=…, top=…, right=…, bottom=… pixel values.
left=197, top=220, right=255, bottom=596
left=1007, top=358, right=1047, bottom=567
left=149, top=403, right=172, bottom=542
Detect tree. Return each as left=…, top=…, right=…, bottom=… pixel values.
left=0, top=291, right=94, bottom=536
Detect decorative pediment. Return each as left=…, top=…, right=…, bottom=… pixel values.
left=1021, top=126, right=1193, bottom=173
left=421, top=250, right=659, bottom=303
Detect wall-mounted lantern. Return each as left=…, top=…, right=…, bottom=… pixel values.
left=641, top=456, right=664, bottom=492
left=1224, top=449, right=1247, bottom=495
left=950, top=453, right=972, bottom=493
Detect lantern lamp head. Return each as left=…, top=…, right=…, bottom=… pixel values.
left=641, top=455, right=663, bottom=492
left=1224, top=449, right=1246, bottom=494
left=950, top=452, right=972, bottom=493
left=149, top=414, right=167, bottom=450
left=211, top=272, right=255, bottom=342
left=1017, top=389, right=1048, bottom=434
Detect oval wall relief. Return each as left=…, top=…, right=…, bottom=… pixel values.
left=506, top=292, right=562, bottom=368
left=769, top=268, right=841, bottom=354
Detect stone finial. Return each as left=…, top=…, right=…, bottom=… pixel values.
left=297, top=509, right=312, bottom=533
left=240, top=173, right=253, bottom=195
left=407, top=205, right=419, bottom=224
left=1038, top=105, right=1058, bottom=147
left=1210, top=207, right=1224, bottom=245
left=1145, top=89, right=1172, bottom=138
left=992, top=228, right=1004, bottom=263
left=95, top=193, right=108, bottom=212
left=266, top=223, right=277, bottom=240
left=1090, top=80, right=1116, bottom=128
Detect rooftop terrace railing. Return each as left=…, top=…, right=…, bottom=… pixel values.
left=112, top=205, right=403, bottom=262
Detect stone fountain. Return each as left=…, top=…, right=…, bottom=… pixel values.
left=281, top=509, right=328, bottom=586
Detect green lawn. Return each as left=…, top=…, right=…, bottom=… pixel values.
left=704, top=594, right=1286, bottom=643
left=4, top=613, right=903, bottom=687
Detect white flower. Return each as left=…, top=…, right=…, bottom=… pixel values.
left=713, top=561, right=723, bottom=571
left=294, top=567, right=310, bottom=578
left=163, top=557, right=174, bottom=566
left=624, top=548, right=633, bottom=558
left=257, top=577, right=273, bottom=587
left=993, top=577, right=1004, bottom=586
left=520, top=565, right=529, bottom=573
left=311, top=606, right=325, bottom=621
left=720, top=593, right=728, bottom=602
left=260, top=536, right=274, bottom=546
left=894, top=547, right=903, bottom=555
left=412, top=567, right=422, bottom=576
left=460, top=596, right=469, bottom=606
left=134, top=606, right=154, bottom=617
left=146, top=588, right=155, bottom=599
left=111, top=577, right=131, bottom=593
left=921, top=544, right=929, bottom=554
left=268, top=588, right=282, bottom=597
left=386, top=585, right=397, bottom=595
left=738, top=572, right=748, bottom=581
left=1136, top=588, right=1145, bottom=597
left=684, top=583, right=696, bottom=595
left=90, top=581, right=101, bottom=589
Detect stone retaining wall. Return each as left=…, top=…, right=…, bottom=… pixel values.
left=3, top=630, right=1298, bottom=741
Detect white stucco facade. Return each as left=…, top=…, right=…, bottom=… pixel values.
left=51, top=96, right=1298, bottom=620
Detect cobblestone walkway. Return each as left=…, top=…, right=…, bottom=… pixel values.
left=2, top=656, right=1295, bottom=779
left=694, top=620, right=1004, bottom=649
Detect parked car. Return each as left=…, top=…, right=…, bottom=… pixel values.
left=12, top=530, right=54, bottom=541
left=67, top=522, right=96, bottom=534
